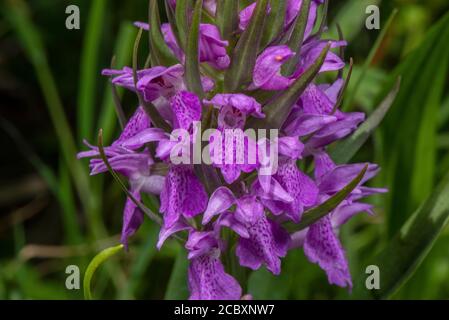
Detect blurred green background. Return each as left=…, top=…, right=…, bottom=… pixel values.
left=0, top=0, right=449, bottom=300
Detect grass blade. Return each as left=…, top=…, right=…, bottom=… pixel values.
left=83, top=244, right=124, bottom=300
left=77, top=0, right=107, bottom=142
left=330, top=78, right=401, bottom=164
left=164, top=249, right=189, bottom=300
left=343, top=9, right=398, bottom=111
left=353, top=171, right=449, bottom=299
left=97, top=23, right=136, bottom=144
left=5, top=0, right=93, bottom=217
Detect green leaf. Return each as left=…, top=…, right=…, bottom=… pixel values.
left=378, top=11, right=449, bottom=236
left=175, top=0, right=189, bottom=49
left=97, top=22, right=136, bottom=144
left=224, top=0, right=269, bottom=92
left=327, top=0, right=381, bottom=42
left=248, top=43, right=330, bottom=130
left=216, top=0, right=239, bottom=43
left=330, top=78, right=401, bottom=164
left=261, top=0, right=287, bottom=47
left=343, top=8, right=398, bottom=111
left=119, top=222, right=159, bottom=299
left=77, top=0, right=107, bottom=142
left=83, top=244, right=124, bottom=300
left=282, top=0, right=311, bottom=75
left=5, top=0, right=94, bottom=224
left=165, top=249, right=189, bottom=300
left=353, top=171, right=449, bottom=299
left=185, top=0, right=205, bottom=98
left=284, top=165, right=368, bottom=232
left=164, top=0, right=183, bottom=51
left=149, top=0, right=178, bottom=66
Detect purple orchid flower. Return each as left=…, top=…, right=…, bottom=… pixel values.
left=203, top=189, right=291, bottom=275
left=253, top=158, right=319, bottom=223
left=79, top=0, right=389, bottom=300
left=290, top=151, right=387, bottom=289
left=138, top=21, right=230, bottom=70
left=203, top=94, right=264, bottom=184
left=251, top=45, right=296, bottom=90
left=284, top=79, right=365, bottom=151
left=186, top=231, right=242, bottom=300
left=240, top=0, right=323, bottom=35
left=160, top=165, right=208, bottom=228
left=77, top=107, right=167, bottom=247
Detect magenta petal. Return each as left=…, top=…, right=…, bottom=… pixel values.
left=204, top=93, right=264, bottom=118
left=318, top=163, right=380, bottom=194
left=121, top=190, right=144, bottom=249
left=253, top=177, right=295, bottom=204
left=284, top=112, right=337, bottom=137
left=252, top=46, right=295, bottom=90
left=114, top=106, right=151, bottom=145
left=304, top=216, right=352, bottom=288
left=313, top=151, right=337, bottom=181
left=160, top=166, right=208, bottom=227
left=307, top=112, right=365, bottom=149
left=161, top=23, right=184, bottom=61
left=170, top=91, right=202, bottom=130
left=157, top=219, right=191, bottom=250
left=134, top=21, right=150, bottom=30
left=259, top=160, right=318, bottom=222
left=188, top=252, right=242, bottom=300
left=236, top=217, right=290, bottom=275
left=119, top=128, right=168, bottom=149
left=203, top=187, right=236, bottom=224
left=218, top=213, right=250, bottom=239
left=220, top=164, right=242, bottom=184
left=239, top=2, right=271, bottom=30
left=278, top=136, right=304, bottom=159
left=300, top=83, right=335, bottom=115
left=199, top=24, right=230, bottom=69
left=332, top=202, right=374, bottom=227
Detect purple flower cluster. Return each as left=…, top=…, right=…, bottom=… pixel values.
left=79, top=0, right=386, bottom=300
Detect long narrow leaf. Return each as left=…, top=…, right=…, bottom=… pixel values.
left=353, top=171, right=449, bottom=299
left=282, top=0, right=311, bottom=74
left=149, top=0, right=178, bottom=66
left=343, top=9, right=397, bottom=111
left=175, top=0, right=189, bottom=49
left=261, top=0, right=287, bottom=47
left=97, top=23, right=136, bottom=144
left=216, top=0, right=239, bottom=43
left=284, top=165, right=367, bottom=232
left=164, top=249, right=189, bottom=300
left=77, top=0, right=107, bottom=141
left=5, top=0, right=93, bottom=217
left=185, top=0, right=205, bottom=97
left=330, top=78, right=401, bottom=164
left=224, top=0, right=269, bottom=91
